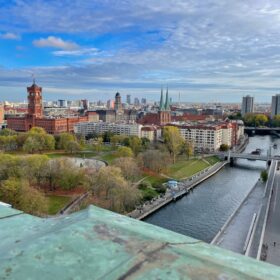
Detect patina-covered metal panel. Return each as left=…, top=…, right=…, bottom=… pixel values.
left=0, top=205, right=280, bottom=279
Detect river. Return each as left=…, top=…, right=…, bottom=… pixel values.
left=144, top=135, right=280, bottom=243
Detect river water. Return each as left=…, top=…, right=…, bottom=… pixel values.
left=144, top=135, right=280, bottom=243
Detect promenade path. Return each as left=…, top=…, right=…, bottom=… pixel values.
left=263, top=169, right=280, bottom=265
left=212, top=181, right=264, bottom=253
left=128, top=161, right=227, bottom=220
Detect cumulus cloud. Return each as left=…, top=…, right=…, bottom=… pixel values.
left=1, top=1, right=280, bottom=102
left=0, top=32, right=20, bottom=40
left=33, top=36, right=79, bottom=50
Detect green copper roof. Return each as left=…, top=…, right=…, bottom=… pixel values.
left=159, top=87, right=165, bottom=110
left=164, top=87, right=169, bottom=110
left=1, top=204, right=280, bottom=280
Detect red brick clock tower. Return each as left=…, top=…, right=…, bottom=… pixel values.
left=25, top=80, right=43, bottom=129
left=27, top=81, right=43, bottom=118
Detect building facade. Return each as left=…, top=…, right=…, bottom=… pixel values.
left=7, top=82, right=88, bottom=134
left=138, top=88, right=171, bottom=126
left=241, top=95, right=254, bottom=116
left=271, top=94, right=280, bottom=118
left=74, top=122, right=143, bottom=138
left=173, top=122, right=244, bottom=153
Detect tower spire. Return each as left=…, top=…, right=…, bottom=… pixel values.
left=32, top=73, right=35, bottom=85
left=165, top=86, right=170, bottom=110
left=159, top=86, right=164, bottom=110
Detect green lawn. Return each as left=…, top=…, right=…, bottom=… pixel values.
left=203, top=156, right=220, bottom=165
left=166, top=156, right=220, bottom=180
left=142, top=174, right=166, bottom=187
left=47, top=195, right=73, bottom=215
left=99, top=152, right=118, bottom=164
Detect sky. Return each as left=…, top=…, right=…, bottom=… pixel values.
left=1, top=0, right=280, bottom=103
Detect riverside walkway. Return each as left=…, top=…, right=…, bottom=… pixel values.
left=211, top=180, right=265, bottom=254
left=129, top=161, right=227, bottom=220
left=211, top=160, right=279, bottom=259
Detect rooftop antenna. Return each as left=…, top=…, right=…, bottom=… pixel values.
left=32, top=73, right=35, bottom=84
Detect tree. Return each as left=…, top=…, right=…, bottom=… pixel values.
left=90, top=166, right=141, bottom=213
left=23, top=128, right=55, bottom=153
left=57, top=133, right=76, bottom=150
left=92, top=137, right=103, bottom=153
left=0, top=178, right=47, bottom=215
left=0, top=135, right=17, bottom=151
left=0, top=128, right=17, bottom=136
left=182, top=140, right=193, bottom=158
left=50, top=158, right=85, bottom=190
left=272, top=115, right=280, bottom=127
left=128, top=136, right=142, bottom=156
left=0, top=154, right=22, bottom=180
left=29, top=127, right=46, bottom=134
left=65, top=140, right=81, bottom=154
left=220, top=144, right=230, bottom=151
left=255, top=114, right=268, bottom=127
left=139, top=149, right=171, bottom=173
left=243, top=113, right=269, bottom=127
left=261, top=170, right=268, bottom=182
left=102, top=131, right=114, bottom=143
left=111, top=135, right=126, bottom=147
left=23, top=136, right=42, bottom=154
left=163, top=126, right=185, bottom=163
left=115, top=146, right=133, bottom=157
left=141, top=137, right=150, bottom=150
left=112, top=157, right=140, bottom=181
left=22, top=155, right=49, bottom=186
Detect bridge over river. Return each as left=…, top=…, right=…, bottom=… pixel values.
left=145, top=135, right=280, bottom=251
left=215, top=151, right=280, bottom=161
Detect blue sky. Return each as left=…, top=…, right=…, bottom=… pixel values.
left=1, top=0, right=280, bottom=102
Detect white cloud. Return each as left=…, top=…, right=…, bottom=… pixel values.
left=33, top=36, right=79, bottom=50
left=52, top=48, right=100, bottom=56
left=0, top=32, right=20, bottom=40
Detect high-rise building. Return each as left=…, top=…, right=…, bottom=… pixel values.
left=126, top=94, right=131, bottom=105
left=241, top=95, right=254, bottom=116
left=134, top=97, right=140, bottom=106
left=271, top=94, right=280, bottom=118
left=114, top=92, right=122, bottom=111
left=141, top=98, right=147, bottom=105
left=58, top=99, right=67, bottom=108
left=106, top=99, right=114, bottom=109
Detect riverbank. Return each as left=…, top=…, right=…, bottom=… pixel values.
left=211, top=179, right=265, bottom=253
left=128, top=161, right=227, bottom=220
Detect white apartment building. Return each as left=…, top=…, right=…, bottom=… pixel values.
left=174, top=123, right=236, bottom=153
left=141, top=126, right=161, bottom=141
left=74, top=121, right=142, bottom=138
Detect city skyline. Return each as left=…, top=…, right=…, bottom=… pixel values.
left=2, top=1, right=280, bottom=102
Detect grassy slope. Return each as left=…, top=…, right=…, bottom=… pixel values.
left=166, top=156, right=220, bottom=180
left=47, top=195, right=73, bottom=215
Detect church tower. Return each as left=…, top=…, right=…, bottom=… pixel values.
left=27, top=80, right=43, bottom=118
left=158, top=87, right=171, bottom=125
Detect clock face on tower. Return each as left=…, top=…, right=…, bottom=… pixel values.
left=28, top=87, right=43, bottom=117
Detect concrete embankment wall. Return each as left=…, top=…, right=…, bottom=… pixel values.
left=138, top=161, right=228, bottom=220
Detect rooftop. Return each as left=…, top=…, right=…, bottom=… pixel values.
left=1, top=204, right=280, bottom=279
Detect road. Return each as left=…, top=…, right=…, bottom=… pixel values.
left=263, top=169, right=280, bottom=265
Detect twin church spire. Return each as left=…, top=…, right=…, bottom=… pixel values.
left=159, top=86, right=171, bottom=111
